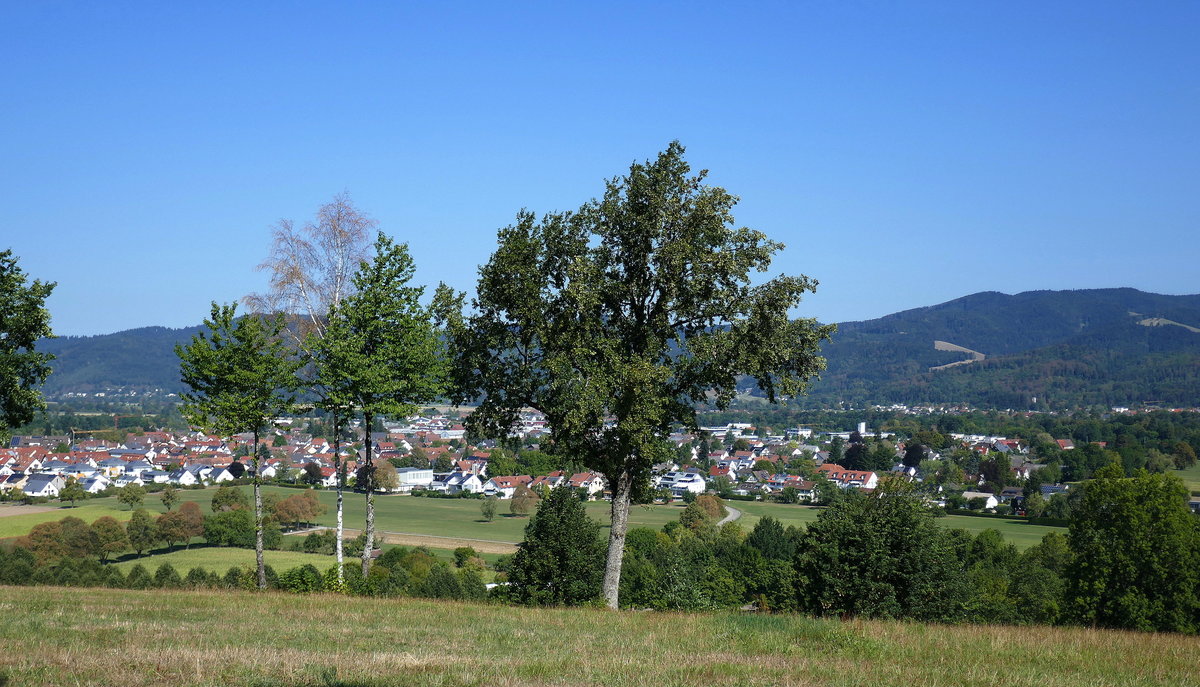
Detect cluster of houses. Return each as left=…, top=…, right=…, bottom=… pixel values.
left=3, top=414, right=1081, bottom=514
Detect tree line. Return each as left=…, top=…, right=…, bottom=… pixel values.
left=501, top=469, right=1199, bottom=634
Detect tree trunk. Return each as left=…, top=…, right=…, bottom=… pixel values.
left=602, top=470, right=632, bottom=609
left=253, top=429, right=266, bottom=590
left=361, top=410, right=375, bottom=578
left=333, top=408, right=344, bottom=587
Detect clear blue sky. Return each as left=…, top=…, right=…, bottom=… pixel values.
left=4, top=2, right=1198, bottom=336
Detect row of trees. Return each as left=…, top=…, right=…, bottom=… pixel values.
left=2, top=143, right=831, bottom=607
left=502, top=469, right=1200, bottom=633
left=177, top=205, right=444, bottom=590
left=173, top=143, right=834, bottom=609
left=12, top=488, right=327, bottom=565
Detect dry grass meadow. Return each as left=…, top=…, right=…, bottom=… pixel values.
left=0, top=585, right=1196, bottom=687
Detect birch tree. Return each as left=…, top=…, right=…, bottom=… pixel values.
left=438, top=142, right=833, bottom=608
left=245, top=193, right=373, bottom=584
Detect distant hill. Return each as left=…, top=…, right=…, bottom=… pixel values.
left=37, top=325, right=203, bottom=395
left=34, top=288, right=1200, bottom=408
left=795, top=288, right=1200, bottom=408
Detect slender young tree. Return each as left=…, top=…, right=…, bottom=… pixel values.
left=246, top=193, right=374, bottom=584
left=439, top=142, right=833, bottom=608
left=315, top=233, right=445, bottom=577
left=0, top=249, right=56, bottom=440
left=175, top=302, right=300, bottom=589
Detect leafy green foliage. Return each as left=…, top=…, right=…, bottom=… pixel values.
left=441, top=142, right=832, bottom=607
left=175, top=303, right=300, bottom=441
left=795, top=483, right=970, bottom=621
left=0, top=249, right=55, bottom=438
left=1064, top=470, right=1200, bottom=633
left=507, top=486, right=605, bottom=606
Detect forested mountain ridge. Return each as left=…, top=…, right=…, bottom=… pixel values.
left=798, top=288, right=1200, bottom=408
left=37, top=325, right=203, bottom=395
left=34, top=289, right=1200, bottom=408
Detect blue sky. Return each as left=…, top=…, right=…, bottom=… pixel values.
left=4, top=2, right=1198, bottom=336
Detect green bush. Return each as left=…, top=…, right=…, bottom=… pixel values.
left=278, top=564, right=324, bottom=593
left=154, top=563, right=182, bottom=588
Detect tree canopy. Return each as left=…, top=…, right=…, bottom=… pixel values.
left=0, top=249, right=55, bottom=439
left=312, top=233, right=445, bottom=576
left=1064, top=469, right=1200, bottom=633
left=176, top=302, right=300, bottom=588
left=440, top=142, right=833, bottom=607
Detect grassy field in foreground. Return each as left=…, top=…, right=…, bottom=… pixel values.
left=1, top=586, right=1196, bottom=687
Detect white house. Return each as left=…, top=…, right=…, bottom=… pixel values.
left=962, top=490, right=1000, bottom=510
left=79, top=475, right=111, bottom=494
left=657, top=470, right=707, bottom=497
left=168, top=468, right=198, bottom=486
left=438, top=471, right=483, bottom=494
left=483, top=475, right=532, bottom=499
left=396, top=467, right=434, bottom=492
left=24, top=474, right=65, bottom=498
left=566, top=472, right=607, bottom=498
left=207, top=467, right=235, bottom=483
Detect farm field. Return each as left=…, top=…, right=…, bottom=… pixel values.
left=112, top=546, right=335, bottom=574
left=0, top=585, right=1196, bottom=687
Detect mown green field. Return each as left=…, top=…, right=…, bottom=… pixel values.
left=0, top=585, right=1195, bottom=687
left=1175, top=463, right=1200, bottom=492
left=0, top=486, right=223, bottom=538
left=112, top=542, right=504, bottom=577
left=734, top=501, right=1064, bottom=549
left=2, top=485, right=1067, bottom=551
left=112, top=546, right=335, bottom=574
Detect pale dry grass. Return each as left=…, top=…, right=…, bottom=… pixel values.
left=0, top=504, right=57, bottom=517
left=0, top=586, right=1196, bottom=686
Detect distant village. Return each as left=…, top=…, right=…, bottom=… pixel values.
left=0, top=409, right=1096, bottom=515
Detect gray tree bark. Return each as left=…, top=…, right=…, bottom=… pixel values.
left=602, top=470, right=632, bottom=609
left=253, top=429, right=266, bottom=589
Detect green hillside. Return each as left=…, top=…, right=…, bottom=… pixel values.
left=32, top=289, right=1200, bottom=408
left=37, top=325, right=202, bottom=394
left=800, top=288, right=1200, bottom=408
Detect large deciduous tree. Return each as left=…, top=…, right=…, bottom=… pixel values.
left=439, top=142, right=833, bottom=608
left=175, top=303, right=300, bottom=588
left=1063, top=467, right=1200, bottom=633
left=0, top=249, right=55, bottom=440
left=246, top=193, right=374, bottom=582
left=314, top=233, right=445, bottom=577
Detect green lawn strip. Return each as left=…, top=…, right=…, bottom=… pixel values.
left=3, top=484, right=1061, bottom=551
left=1174, top=463, right=1200, bottom=492
left=0, top=487, right=220, bottom=538
left=112, top=545, right=333, bottom=574
left=734, top=501, right=1063, bottom=550
left=0, top=585, right=1195, bottom=687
